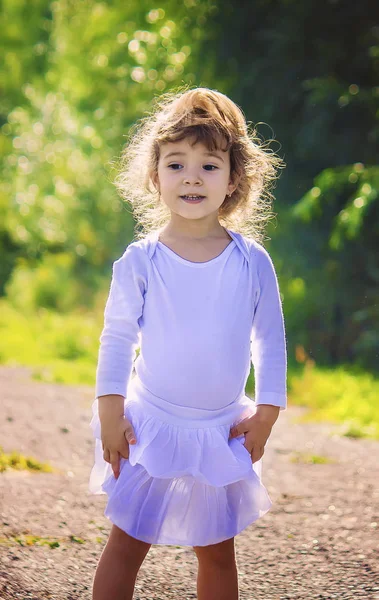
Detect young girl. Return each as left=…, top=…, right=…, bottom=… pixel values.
left=89, top=87, right=287, bottom=600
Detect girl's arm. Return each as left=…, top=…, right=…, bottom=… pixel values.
left=250, top=244, right=287, bottom=412
left=95, top=244, right=148, bottom=401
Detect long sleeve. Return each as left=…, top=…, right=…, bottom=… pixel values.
left=250, top=243, right=287, bottom=410
left=95, top=243, right=149, bottom=399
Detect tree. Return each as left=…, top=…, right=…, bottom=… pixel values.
left=193, top=0, right=379, bottom=369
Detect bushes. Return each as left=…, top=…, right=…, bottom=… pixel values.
left=5, top=253, right=79, bottom=313
left=289, top=360, right=379, bottom=439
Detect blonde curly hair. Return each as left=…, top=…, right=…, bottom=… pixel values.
left=113, top=85, right=285, bottom=242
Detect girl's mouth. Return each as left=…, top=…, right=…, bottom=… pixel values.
left=180, top=195, right=205, bottom=204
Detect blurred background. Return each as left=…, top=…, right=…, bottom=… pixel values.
left=1, top=0, right=378, bottom=438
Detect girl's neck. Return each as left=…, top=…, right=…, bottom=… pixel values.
left=162, top=217, right=228, bottom=241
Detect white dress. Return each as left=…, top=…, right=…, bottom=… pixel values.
left=89, top=228, right=287, bottom=546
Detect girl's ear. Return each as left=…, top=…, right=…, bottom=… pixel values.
left=228, top=173, right=240, bottom=195
left=150, top=171, right=160, bottom=193
left=227, top=182, right=237, bottom=196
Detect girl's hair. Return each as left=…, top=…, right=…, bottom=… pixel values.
left=114, top=86, right=285, bottom=242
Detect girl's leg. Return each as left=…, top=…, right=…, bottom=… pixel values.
left=193, top=536, right=239, bottom=600
left=92, top=525, right=151, bottom=600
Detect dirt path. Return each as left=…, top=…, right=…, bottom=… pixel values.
left=0, top=365, right=378, bottom=599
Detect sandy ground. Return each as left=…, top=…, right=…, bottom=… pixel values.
left=0, top=365, right=378, bottom=599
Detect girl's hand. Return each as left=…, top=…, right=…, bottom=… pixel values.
left=101, top=416, right=137, bottom=479
left=228, top=412, right=274, bottom=464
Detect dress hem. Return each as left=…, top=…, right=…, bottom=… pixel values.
left=105, top=503, right=273, bottom=547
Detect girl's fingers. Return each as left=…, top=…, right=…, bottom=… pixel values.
left=124, top=420, right=137, bottom=444
left=230, top=417, right=251, bottom=439
left=103, top=444, right=129, bottom=470
left=110, top=451, right=120, bottom=478
left=251, top=445, right=265, bottom=464
left=120, top=437, right=131, bottom=460
left=103, top=447, right=110, bottom=463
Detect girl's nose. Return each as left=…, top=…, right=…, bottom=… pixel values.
left=183, top=170, right=202, bottom=185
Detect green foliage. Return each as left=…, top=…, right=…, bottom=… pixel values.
left=5, top=252, right=79, bottom=312
left=289, top=362, right=379, bottom=440
left=0, top=298, right=102, bottom=385
left=1, top=0, right=378, bottom=375
left=0, top=0, right=216, bottom=309
left=193, top=0, right=379, bottom=372
left=290, top=163, right=379, bottom=369
left=293, top=164, right=379, bottom=251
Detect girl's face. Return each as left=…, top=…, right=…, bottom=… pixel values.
left=153, top=138, right=236, bottom=223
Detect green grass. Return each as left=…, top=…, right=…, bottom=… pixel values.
left=0, top=534, right=87, bottom=548
left=0, top=299, right=378, bottom=439
left=287, top=359, right=379, bottom=440
left=289, top=451, right=335, bottom=464
left=0, top=446, right=54, bottom=473
left=0, top=298, right=102, bottom=386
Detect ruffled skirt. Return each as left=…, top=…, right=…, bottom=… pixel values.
left=89, top=376, right=272, bottom=546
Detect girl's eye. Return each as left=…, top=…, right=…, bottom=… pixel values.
left=167, top=164, right=218, bottom=171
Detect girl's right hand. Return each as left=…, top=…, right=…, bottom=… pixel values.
left=101, top=416, right=137, bottom=479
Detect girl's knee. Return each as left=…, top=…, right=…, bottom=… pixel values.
left=109, top=525, right=151, bottom=565
left=193, top=537, right=236, bottom=568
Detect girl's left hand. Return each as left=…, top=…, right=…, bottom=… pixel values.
left=228, top=414, right=273, bottom=463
